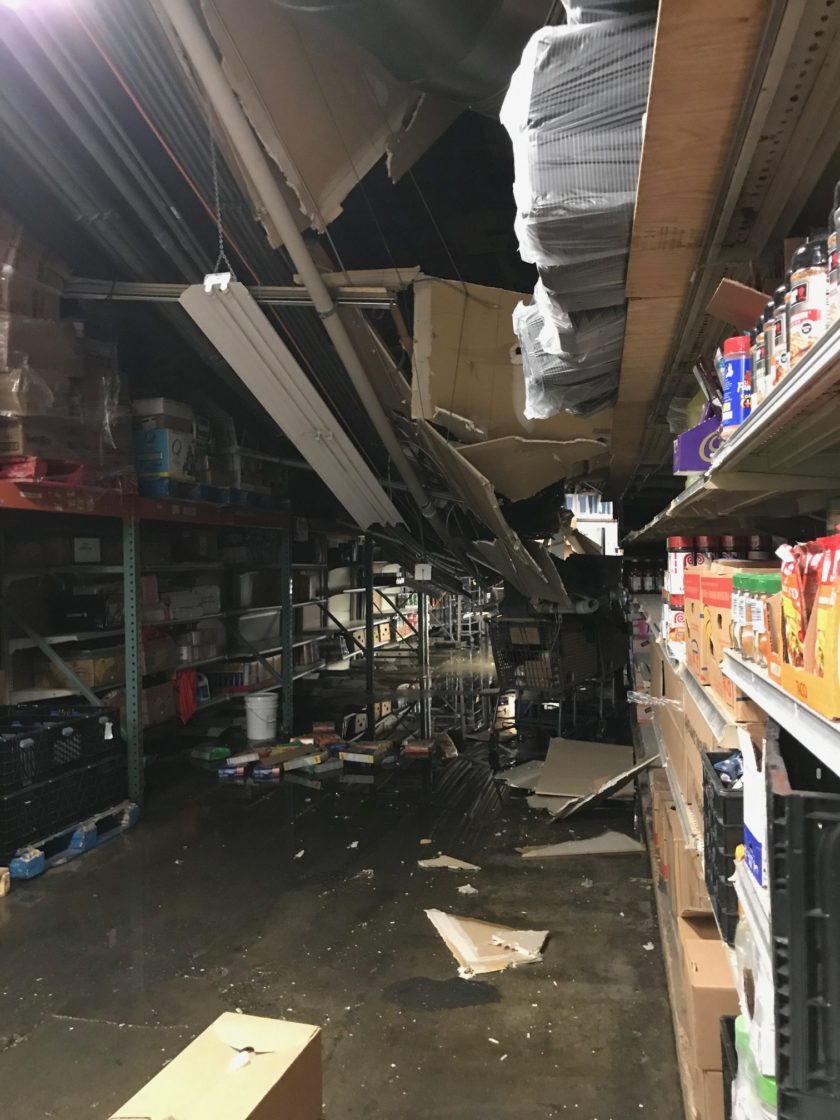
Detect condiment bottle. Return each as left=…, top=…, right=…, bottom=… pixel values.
left=828, top=182, right=840, bottom=329
left=751, top=317, right=766, bottom=410
left=721, top=335, right=751, bottom=439
left=772, top=280, right=790, bottom=385
left=788, top=235, right=829, bottom=370
left=740, top=574, right=758, bottom=662
left=731, top=573, right=749, bottom=654
left=760, top=299, right=776, bottom=404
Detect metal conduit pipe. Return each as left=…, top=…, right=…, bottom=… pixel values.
left=156, top=0, right=464, bottom=556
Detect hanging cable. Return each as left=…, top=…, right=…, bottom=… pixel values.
left=206, top=105, right=235, bottom=275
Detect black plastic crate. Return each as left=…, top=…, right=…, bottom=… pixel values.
left=0, top=706, right=120, bottom=794
left=0, top=753, right=128, bottom=862
left=721, top=1015, right=737, bottom=1120
left=766, top=721, right=840, bottom=1119
left=702, top=750, right=744, bottom=946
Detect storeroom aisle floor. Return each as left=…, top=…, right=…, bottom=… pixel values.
left=0, top=755, right=681, bottom=1119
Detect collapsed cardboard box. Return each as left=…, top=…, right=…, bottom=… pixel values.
left=109, top=1012, right=321, bottom=1120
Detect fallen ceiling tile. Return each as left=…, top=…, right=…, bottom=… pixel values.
left=535, top=738, right=635, bottom=799
left=526, top=793, right=577, bottom=813
left=411, top=277, right=613, bottom=445
left=517, top=831, right=646, bottom=858
left=426, top=909, right=548, bottom=979
left=552, top=755, right=661, bottom=821
left=458, top=436, right=608, bottom=501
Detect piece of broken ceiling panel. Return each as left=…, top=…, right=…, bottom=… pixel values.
left=458, top=436, right=607, bottom=502
left=411, top=277, right=613, bottom=444
left=201, top=0, right=448, bottom=233
left=426, top=909, right=548, bottom=979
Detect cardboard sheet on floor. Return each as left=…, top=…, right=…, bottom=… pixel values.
left=418, top=855, right=481, bottom=872
left=426, top=909, right=548, bottom=979
left=535, top=738, right=635, bottom=798
left=517, top=831, right=645, bottom=858
left=108, top=1011, right=321, bottom=1120
left=457, top=437, right=607, bottom=501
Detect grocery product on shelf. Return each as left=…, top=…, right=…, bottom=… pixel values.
left=827, top=181, right=840, bottom=329
left=769, top=281, right=789, bottom=386
left=750, top=312, right=768, bottom=411
left=787, top=234, right=829, bottom=369
left=721, top=335, right=751, bottom=439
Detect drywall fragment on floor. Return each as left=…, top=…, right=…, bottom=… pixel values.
left=499, top=759, right=544, bottom=790
left=426, top=909, right=548, bottom=978
left=516, top=831, right=645, bottom=858
left=457, top=884, right=479, bottom=895
left=418, top=855, right=481, bottom=872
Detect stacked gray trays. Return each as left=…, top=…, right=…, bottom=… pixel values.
left=501, top=15, right=655, bottom=416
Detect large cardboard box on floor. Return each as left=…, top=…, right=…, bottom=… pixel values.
left=109, top=1012, right=321, bottom=1120
left=670, top=809, right=713, bottom=919
left=693, top=1068, right=724, bottom=1120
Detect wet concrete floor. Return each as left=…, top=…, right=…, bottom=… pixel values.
left=0, top=752, right=682, bottom=1119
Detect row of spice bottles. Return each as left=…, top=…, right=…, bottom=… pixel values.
left=721, top=194, right=840, bottom=438
left=731, top=571, right=782, bottom=670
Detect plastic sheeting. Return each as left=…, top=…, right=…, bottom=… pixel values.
left=560, top=0, right=657, bottom=25
left=514, top=301, right=619, bottom=418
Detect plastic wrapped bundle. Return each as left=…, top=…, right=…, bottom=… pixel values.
left=514, top=300, right=619, bottom=418
left=561, top=0, right=657, bottom=25
left=501, top=17, right=654, bottom=287
left=538, top=259, right=626, bottom=311
left=533, top=279, right=625, bottom=358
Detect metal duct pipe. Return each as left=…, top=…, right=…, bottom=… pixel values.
left=156, top=0, right=461, bottom=553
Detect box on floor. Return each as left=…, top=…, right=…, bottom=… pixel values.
left=108, top=1012, right=321, bottom=1120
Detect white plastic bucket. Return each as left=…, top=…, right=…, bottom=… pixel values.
left=245, top=692, right=278, bottom=741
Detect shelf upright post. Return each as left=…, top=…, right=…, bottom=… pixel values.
left=122, top=513, right=143, bottom=804
left=280, top=529, right=294, bottom=734
left=418, top=587, right=432, bottom=738
left=364, top=534, right=375, bottom=732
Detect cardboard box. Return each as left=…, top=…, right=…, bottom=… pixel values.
left=650, top=638, right=665, bottom=700
left=670, top=811, right=713, bottom=919
left=707, top=278, right=770, bottom=332
left=673, top=406, right=722, bottom=475
left=654, top=702, right=685, bottom=782
left=142, top=681, right=177, bottom=726
left=132, top=397, right=195, bottom=434
left=679, top=921, right=739, bottom=1070
left=693, top=1068, right=725, bottom=1120
left=109, top=1012, right=321, bottom=1120
left=684, top=571, right=707, bottom=685
left=0, top=415, right=98, bottom=461
left=681, top=681, right=764, bottom=811
left=740, top=726, right=770, bottom=906
left=134, top=427, right=196, bottom=478
left=73, top=536, right=101, bottom=564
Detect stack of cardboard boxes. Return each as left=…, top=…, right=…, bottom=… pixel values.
left=0, top=213, right=132, bottom=484
left=650, top=770, right=739, bottom=1120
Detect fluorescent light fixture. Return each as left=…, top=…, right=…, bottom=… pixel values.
left=180, top=280, right=403, bottom=528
